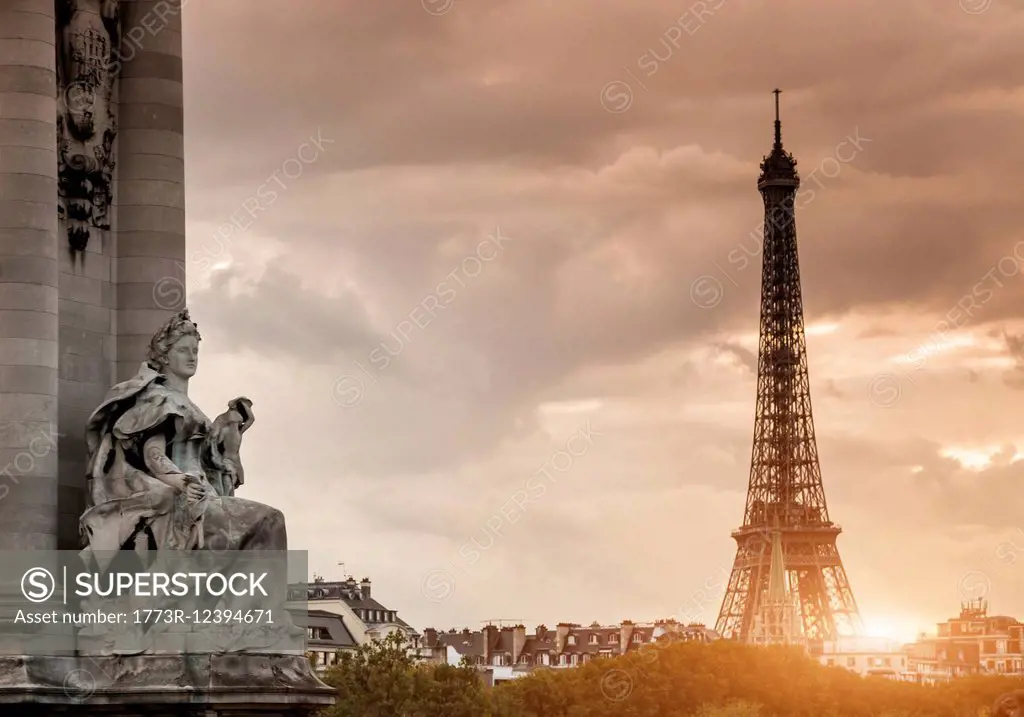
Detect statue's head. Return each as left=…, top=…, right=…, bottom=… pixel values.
left=147, top=309, right=202, bottom=379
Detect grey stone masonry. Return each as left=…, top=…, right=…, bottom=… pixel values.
left=2, top=0, right=187, bottom=550
left=0, top=0, right=61, bottom=550
left=54, top=0, right=187, bottom=549
left=115, top=0, right=186, bottom=385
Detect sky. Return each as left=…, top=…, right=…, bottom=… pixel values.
left=175, top=0, right=1024, bottom=644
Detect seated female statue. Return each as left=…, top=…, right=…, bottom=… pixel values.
left=80, top=309, right=286, bottom=569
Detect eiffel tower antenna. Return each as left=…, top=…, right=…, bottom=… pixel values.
left=773, top=88, right=782, bottom=149
left=714, top=91, right=863, bottom=643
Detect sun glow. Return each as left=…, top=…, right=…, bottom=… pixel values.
left=939, top=445, right=1003, bottom=471
left=805, top=322, right=839, bottom=336
left=861, top=615, right=930, bottom=645
left=890, top=333, right=975, bottom=363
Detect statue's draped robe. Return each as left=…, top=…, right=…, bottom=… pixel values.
left=81, top=364, right=286, bottom=573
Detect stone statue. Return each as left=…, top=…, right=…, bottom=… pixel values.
left=78, top=309, right=297, bottom=654
left=80, top=309, right=287, bottom=565
left=56, top=0, right=120, bottom=254
left=206, top=397, right=255, bottom=497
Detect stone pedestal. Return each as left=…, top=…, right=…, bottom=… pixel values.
left=0, top=653, right=336, bottom=716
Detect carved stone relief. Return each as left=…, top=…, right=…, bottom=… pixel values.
left=56, top=0, right=120, bottom=255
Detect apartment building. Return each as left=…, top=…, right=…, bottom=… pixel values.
left=904, top=600, right=1023, bottom=683
left=423, top=620, right=719, bottom=684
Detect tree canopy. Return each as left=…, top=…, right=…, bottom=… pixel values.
left=318, top=635, right=1024, bottom=716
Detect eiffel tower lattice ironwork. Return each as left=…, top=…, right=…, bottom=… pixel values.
left=714, top=90, right=863, bottom=643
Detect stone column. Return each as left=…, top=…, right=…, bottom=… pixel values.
left=115, top=0, right=186, bottom=382
left=0, top=0, right=61, bottom=550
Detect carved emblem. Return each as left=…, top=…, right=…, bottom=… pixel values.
left=56, top=0, right=121, bottom=255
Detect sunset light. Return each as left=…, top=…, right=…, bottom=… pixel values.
left=805, top=322, right=840, bottom=336
left=4, top=0, right=1023, bottom=713
left=861, top=614, right=931, bottom=646
left=940, top=445, right=1005, bottom=471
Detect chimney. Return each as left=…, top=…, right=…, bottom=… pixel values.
left=512, top=625, right=527, bottom=662
left=535, top=624, right=547, bottom=640
left=619, top=622, right=634, bottom=655
left=360, top=577, right=371, bottom=600
left=483, top=624, right=498, bottom=663
left=424, top=628, right=438, bottom=647
left=555, top=623, right=570, bottom=654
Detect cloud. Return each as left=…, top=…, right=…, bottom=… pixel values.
left=175, top=0, right=1024, bottom=633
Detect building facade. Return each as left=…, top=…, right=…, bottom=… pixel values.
left=818, top=636, right=908, bottom=679
left=423, top=620, right=719, bottom=684
left=295, top=608, right=359, bottom=673
left=288, top=575, right=423, bottom=654
left=904, top=600, right=1024, bottom=683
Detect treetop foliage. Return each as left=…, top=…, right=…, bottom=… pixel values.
left=318, top=633, right=1024, bottom=716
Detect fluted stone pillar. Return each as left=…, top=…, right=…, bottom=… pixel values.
left=55, top=0, right=188, bottom=549
left=115, top=0, right=186, bottom=383
left=0, top=0, right=61, bottom=550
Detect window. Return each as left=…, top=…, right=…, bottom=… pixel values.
left=589, top=635, right=599, bottom=645
left=519, top=655, right=530, bottom=665
left=558, top=654, right=567, bottom=666
left=609, top=634, right=619, bottom=643
left=539, top=653, right=550, bottom=666
left=570, top=654, right=579, bottom=666
left=567, top=635, right=577, bottom=646
left=631, top=633, right=643, bottom=643
left=492, top=655, right=503, bottom=666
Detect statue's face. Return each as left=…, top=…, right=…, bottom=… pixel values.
left=165, top=334, right=198, bottom=379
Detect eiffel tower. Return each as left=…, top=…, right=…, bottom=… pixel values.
left=714, top=91, right=862, bottom=643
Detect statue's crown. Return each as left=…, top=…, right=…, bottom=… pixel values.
left=147, top=309, right=201, bottom=369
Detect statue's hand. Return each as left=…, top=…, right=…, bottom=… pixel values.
left=182, top=474, right=207, bottom=505
left=164, top=473, right=187, bottom=493
left=184, top=482, right=206, bottom=506
left=227, top=397, right=254, bottom=432
left=223, top=463, right=240, bottom=490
